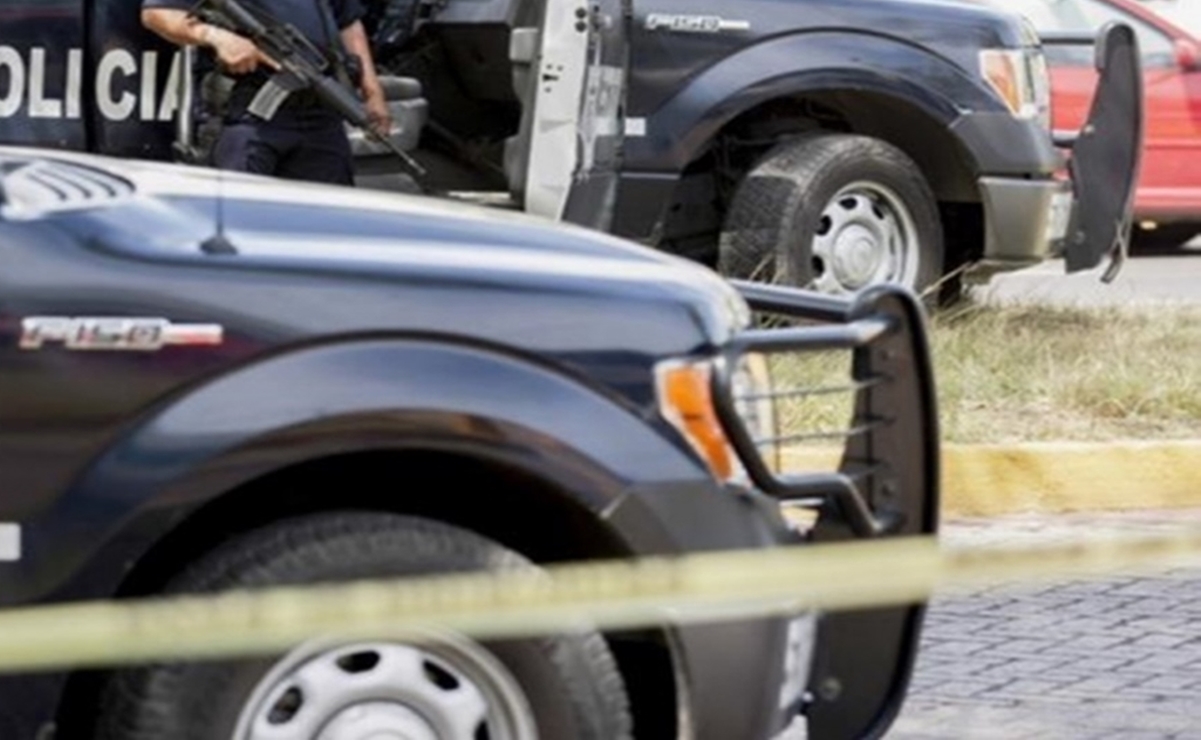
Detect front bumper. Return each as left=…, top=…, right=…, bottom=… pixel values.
left=971, top=175, right=1074, bottom=280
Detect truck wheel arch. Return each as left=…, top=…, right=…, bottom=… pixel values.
left=47, top=332, right=718, bottom=740
left=627, top=31, right=996, bottom=175
left=652, top=85, right=987, bottom=274
left=53, top=444, right=685, bottom=740
left=31, top=338, right=712, bottom=607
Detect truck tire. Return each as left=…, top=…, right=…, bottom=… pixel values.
left=94, top=512, right=633, bottom=740
left=1131, top=223, right=1197, bottom=252
left=719, top=134, right=943, bottom=298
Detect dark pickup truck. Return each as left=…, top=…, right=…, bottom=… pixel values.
left=0, top=146, right=938, bottom=739
left=0, top=0, right=1142, bottom=298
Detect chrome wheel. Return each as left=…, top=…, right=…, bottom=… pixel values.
left=233, top=637, right=539, bottom=740
left=808, top=181, right=921, bottom=294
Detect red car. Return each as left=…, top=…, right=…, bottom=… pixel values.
left=990, top=0, right=1201, bottom=247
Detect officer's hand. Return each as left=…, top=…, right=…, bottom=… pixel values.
left=364, top=89, right=394, bottom=138
left=206, top=27, right=274, bottom=75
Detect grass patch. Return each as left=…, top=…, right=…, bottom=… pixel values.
left=770, top=303, right=1201, bottom=445
left=931, top=302, right=1201, bottom=443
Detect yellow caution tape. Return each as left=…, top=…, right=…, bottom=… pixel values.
left=2, top=529, right=1201, bottom=673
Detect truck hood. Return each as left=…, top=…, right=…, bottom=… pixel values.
left=777, top=0, right=1034, bottom=49
left=0, top=147, right=751, bottom=349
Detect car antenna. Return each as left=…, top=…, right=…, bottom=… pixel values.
left=200, top=171, right=238, bottom=255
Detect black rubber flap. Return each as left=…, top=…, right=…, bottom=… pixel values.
left=1064, top=22, right=1145, bottom=276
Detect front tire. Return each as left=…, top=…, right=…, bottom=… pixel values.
left=93, top=512, right=633, bottom=740
left=719, top=134, right=944, bottom=298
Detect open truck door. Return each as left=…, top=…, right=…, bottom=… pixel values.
left=509, top=0, right=628, bottom=230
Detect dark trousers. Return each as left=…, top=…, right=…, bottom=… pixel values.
left=213, top=117, right=354, bottom=186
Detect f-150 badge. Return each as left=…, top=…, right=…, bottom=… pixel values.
left=644, top=14, right=750, bottom=34
left=19, top=317, right=223, bottom=351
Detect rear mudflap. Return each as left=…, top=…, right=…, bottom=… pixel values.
left=1060, top=22, right=1145, bottom=279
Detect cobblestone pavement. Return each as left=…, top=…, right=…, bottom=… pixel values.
left=889, top=509, right=1201, bottom=739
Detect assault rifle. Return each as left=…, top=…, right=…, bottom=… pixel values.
left=191, top=0, right=427, bottom=181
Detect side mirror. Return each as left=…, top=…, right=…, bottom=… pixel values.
left=1174, top=38, right=1201, bottom=71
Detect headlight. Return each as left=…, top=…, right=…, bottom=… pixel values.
left=655, top=358, right=741, bottom=481
left=980, top=47, right=1052, bottom=130
left=729, top=353, right=781, bottom=474
left=654, top=354, right=779, bottom=482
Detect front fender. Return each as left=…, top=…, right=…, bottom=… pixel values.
left=6, top=338, right=712, bottom=606
left=625, top=31, right=999, bottom=173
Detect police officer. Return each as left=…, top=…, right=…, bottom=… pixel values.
left=142, top=0, right=392, bottom=185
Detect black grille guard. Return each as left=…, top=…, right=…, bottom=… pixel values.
left=1046, top=23, right=1146, bottom=282
left=723, top=280, right=940, bottom=740
left=717, top=281, right=940, bottom=541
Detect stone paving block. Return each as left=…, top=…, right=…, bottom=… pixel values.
left=1006, top=596, right=1090, bottom=614
left=1047, top=581, right=1127, bottom=596
left=1121, top=617, right=1201, bottom=635
left=1122, top=652, right=1201, bottom=674
left=1072, top=641, right=1179, bottom=661
left=1116, top=597, right=1192, bottom=614
left=1015, top=615, right=1118, bottom=634
left=978, top=614, right=1076, bottom=629
left=1093, top=732, right=1194, bottom=740
left=1061, top=633, right=1149, bottom=652
left=1045, top=674, right=1144, bottom=695
left=920, top=638, right=1006, bottom=657
left=1012, top=671, right=1096, bottom=688
left=914, top=658, right=1014, bottom=680
left=1164, top=598, right=1201, bottom=614
left=1137, top=674, right=1198, bottom=692
left=1112, top=578, right=1189, bottom=595
left=968, top=657, right=1073, bottom=679
left=1057, top=655, right=1140, bottom=673
left=1126, top=632, right=1197, bottom=650
left=897, top=514, right=1201, bottom=739
left=921, top=678, right=1007, bottom=698
left=919, top=615, right=1008, bottom=636
left=973, top=637, right=1059, bottom=656
left=983, top=677, right=1075, bottom=698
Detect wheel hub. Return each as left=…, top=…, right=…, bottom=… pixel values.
left=809, top=182, right=919, bottom=295
left=317, top=702, right=437, bottom=740
left=831, top=223, right=886, bottom=288
left=234, top=639, right=537, bottom=740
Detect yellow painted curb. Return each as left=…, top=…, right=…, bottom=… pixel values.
left=941, top=441, right=1201, bottom=518
left=785, top=440, right=1201, bottom=518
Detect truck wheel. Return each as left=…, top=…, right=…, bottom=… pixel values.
left=719, top=134, right=943, bottom=297
left=94, top=512, right=633, bottom=740
left=1131, top=223, right=1197, bottom=252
